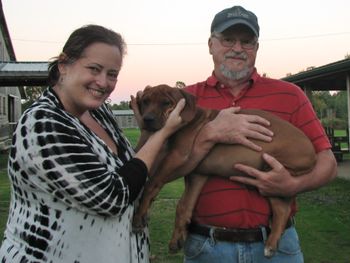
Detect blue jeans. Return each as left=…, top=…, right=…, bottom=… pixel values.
left=183, top=226, right=304, bottom=263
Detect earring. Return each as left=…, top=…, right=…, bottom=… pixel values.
left=59, top=75, right=64, bottom=85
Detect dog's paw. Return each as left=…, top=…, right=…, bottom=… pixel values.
left=168, top=238, right=185, bottom=254
left=132, top=214, right=149, bottom=232
left=264, top=246, right=276, bottom=258
left=168, top=228, right=187, bottom=254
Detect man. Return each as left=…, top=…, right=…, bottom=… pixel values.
left=183, top=5, right=337, bottom=263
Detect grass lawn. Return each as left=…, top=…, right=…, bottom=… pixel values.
left=0, top=128, right=350, bottom=262
left=0, top=152, right=10, bottom=241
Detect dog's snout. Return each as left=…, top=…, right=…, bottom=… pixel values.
left=143, top=114, right=155, bottom=124
left=142, top=113, right=161, bottom=131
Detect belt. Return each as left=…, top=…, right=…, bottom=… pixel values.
left=188, top=218, right=294, bottom=243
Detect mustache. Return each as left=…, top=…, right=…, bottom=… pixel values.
left=224, top=51, right=247, bottom=60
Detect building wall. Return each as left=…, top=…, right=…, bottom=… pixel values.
left=0, top=26, right=10, bottom=61
left=114, top=114, right=138, bottom=129
left=0, top=12, right=22, bottom=150
left=0, top=87, right=21, bottom=150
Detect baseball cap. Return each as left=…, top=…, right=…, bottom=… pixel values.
left=210, top=6, right=259, bottom=37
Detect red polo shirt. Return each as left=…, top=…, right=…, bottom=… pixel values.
left=185, top=70, right=331, bottom=228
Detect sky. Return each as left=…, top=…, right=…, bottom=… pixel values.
left=2, top=0, right=350, bottom=103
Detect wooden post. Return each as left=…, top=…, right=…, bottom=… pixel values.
left=347, top=73, right=350, bottom=150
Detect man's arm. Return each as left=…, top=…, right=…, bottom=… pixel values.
left=194, top=106, right=273, bottom=152
left=231, top=149, right=337, bottom=197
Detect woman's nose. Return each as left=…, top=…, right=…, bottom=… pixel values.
left=95, top=73, right=108, bottom=87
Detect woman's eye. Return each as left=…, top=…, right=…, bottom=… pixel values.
left=88, top=66, right=100, bottom=74
left=108, top=72, right=119, bottom=81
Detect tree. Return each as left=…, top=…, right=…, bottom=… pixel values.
left=311, top=93, right=327, bottom=119
left=110, top=101, right=130, bottom=110
left=175, top=81, right=186, bottom=89
left=311, top=90, right=348, bottom=129
left=22, top=87, right=46, bottom=112
left=334, top=91, right=348, bottom=121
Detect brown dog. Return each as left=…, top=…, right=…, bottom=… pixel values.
left=132, top=84, right=316, bottom=257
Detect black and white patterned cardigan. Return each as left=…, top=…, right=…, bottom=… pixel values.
left=0, top=88, right=149, bottom=263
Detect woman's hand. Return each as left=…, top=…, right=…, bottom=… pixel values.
left=204, top=107, right=273, bottom=151
left=130, top=92, right=143, bottom=129
left=130, top=91, right=185, bottom=134
left=158, top=99, right=186, bottom=137
left=134, top=98, right=185, bottom=172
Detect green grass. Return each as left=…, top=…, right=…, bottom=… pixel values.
left=122, top=128, right=141, bottom=147
left=334, top=129, right=348, bottom=137
left=296, top=179, right=350, bottom=263
left=149, top=180, right=184, bottom=263
left=0, top=152, right=10, bottom=241
left=1, top=129, right=350, bottom=262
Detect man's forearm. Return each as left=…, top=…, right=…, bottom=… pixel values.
left=294, top=149, right=337, bottom=194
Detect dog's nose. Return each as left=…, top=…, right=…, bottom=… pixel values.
left=143, top=114, right=157, bottom=129
left=143, top=114, right=155, bottom=124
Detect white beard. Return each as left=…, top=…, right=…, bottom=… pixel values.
left=220, top=64, right=253, bottom=81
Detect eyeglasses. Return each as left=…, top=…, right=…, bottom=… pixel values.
left=211, top=34, right=257, bottom=50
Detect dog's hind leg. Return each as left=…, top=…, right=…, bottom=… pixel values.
left=169, top=173, right=208, bottom=253
left=264, top=197, right=293, bottom=258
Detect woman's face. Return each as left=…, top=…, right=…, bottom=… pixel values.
left=56, top=42, right=122, bottom=117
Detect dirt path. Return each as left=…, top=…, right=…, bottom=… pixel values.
left=337, top=160, right=350, bottom=180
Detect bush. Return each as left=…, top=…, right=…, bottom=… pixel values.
left=321, top=117, right=348, bottom=129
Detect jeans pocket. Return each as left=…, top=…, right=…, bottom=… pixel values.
left=183, top=234, right=209, bottom=259
left=277, top=227, right=302, bottom=255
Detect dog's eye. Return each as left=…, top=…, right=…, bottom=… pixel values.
left=142, top=99, right=150, bottom=106
left=162, top=100, right=171, bottom=107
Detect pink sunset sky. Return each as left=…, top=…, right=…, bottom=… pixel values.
left=2, top=0, right=350, bottom=103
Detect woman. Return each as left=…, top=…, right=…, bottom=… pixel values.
left=0, top=24, right=184, bottom=263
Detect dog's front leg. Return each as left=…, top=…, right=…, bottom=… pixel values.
left=132, top=149, right=190, bottom=231
left=169, top=173, right=208, bottom=253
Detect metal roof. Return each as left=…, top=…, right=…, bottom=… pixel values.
left=282, top=58, right=350, bottom=91
left=112, top=110, right=134, bottom=115
left=0, top=61, right=49, bottom=86
left=0, top=59, right=349, bottom=91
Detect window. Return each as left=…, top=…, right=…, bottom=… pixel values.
left=0, top=95, right=5, bottom=115
left=2, top=96, right=6, bottom=115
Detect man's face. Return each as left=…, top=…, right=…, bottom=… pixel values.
left=209, top=25, right=259, bottom=81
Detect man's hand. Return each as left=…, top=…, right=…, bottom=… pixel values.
left=205, top=107, right=274, bottom=151
left=230, top=153, right=298, bottom=197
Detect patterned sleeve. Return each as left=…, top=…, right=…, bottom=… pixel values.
left=13, top=106, right=145, bottom=217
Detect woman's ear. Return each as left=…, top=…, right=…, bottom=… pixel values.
left=57, top=52, right=68, bottom=75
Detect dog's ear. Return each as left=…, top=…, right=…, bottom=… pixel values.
left=131, top=86, right=152, bottom=113
left=178, top=89, right=197, bottom=123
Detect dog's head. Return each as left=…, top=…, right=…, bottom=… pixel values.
left=136, top=84, right=197, bottom=131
